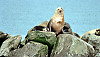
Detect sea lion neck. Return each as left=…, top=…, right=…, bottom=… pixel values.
left=53, top=11, right=64, bottom=18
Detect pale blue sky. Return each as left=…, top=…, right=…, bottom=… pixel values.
left=0, top=0, right=100, bottom=41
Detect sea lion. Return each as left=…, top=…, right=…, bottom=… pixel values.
left=47, top=7, right=65, bottom=34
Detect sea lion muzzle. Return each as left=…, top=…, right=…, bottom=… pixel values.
left=59, top=10, right=61, bottom=13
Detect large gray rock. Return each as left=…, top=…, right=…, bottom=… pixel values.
left=9, top=41, right=48, bottom=57
left=25, top=31, right=57, bottom=48
left=72, top=32, right=81, bottom=38
left=23, top=31, right=57, bottom=57
left=81, top=33, right=100, bottom=56
left=0, top=31, right=11, bottom=47
left=0, top=35, right=22, bottom=56
left=52, top=34, right=95, bottom=57
left=95, top=52, right=100, bottom=57
left=19, top=31, right=58, bottom=57
left=27, top=21, right=49, bottom=34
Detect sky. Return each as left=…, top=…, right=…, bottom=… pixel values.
left=0, top=0, right=100, bottom=41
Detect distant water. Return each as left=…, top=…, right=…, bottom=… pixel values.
left=0, top=0, right=100, bottom=41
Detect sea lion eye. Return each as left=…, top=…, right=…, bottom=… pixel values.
left=58, top=9, right=59, bottom=10
left=61, top=8, right=62, bottom=9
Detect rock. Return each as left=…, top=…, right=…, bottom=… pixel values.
left=38, top=21, right=49, bottom=27
left=95, top=29, right=100, bottom=36
left=95, top=52, right=100, bottom=57
left=24, top=21, right=49, bottom=43
left=72, top=32, right=81, bottom=38
left=32, top=26, right=48, bottom=31
left=0, top=35, right=22, bottom=56
left=8, top=41, right=48, bottom=57
left=82, top=29, right=97, bottom=37
left=25, top=31, right=57, bottom=57
left=51, top=34, right=95, bottom=57
left=62, top=22, right=72, bottom=34
left=81, top=29, right=100, bottom=56
left=28, top=21, right=49, bottom=34
left=81, top=29, right=97, bottom=42
left=25, top=31, right=57, bottom=48
left=0, top=31, right=11, bottom=47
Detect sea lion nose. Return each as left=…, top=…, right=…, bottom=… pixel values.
left=59, top=10, right=61, bottom=13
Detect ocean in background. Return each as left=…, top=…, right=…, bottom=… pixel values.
left=0, top=0, right=100, bottom=41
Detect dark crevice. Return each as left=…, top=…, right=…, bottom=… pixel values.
left=0, top=38, right=8, bottom=48
left=48, top=45, right=53, bottom=57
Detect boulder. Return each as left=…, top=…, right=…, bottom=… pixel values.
left=25, top=31, right=57, bottom=48
left=8, top=41, right=48, bottom=57
left=38, top=21, right=49, bottom=27
left=51, top=34, right=95, bottom=57
left=0, top=35, right=22, bottom=56
left=27, top=21, right=49, bottom=33
left=81, top=29, right=100, bottom=56
left=95, top=29, right=100, bottom=36
left=22, top=31, right=57, bottom=57
left=0, top=31, right=11, bottom=47
left=95, top=52, right=100, bottom=57
left=72, top=32, right=81, bottom=38
left=83, top=29, right=96, bottom=36
left=62, top=22, right=72, bottom=34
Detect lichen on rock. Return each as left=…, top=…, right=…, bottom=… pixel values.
left=0, top=35, right=22, bottom=56
left=8, top=41, right=48, bottom=57
left=82, top=29, right=100, bottom=56
left=51, top=34, right=95, bottom=57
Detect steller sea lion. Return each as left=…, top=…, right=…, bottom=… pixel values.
left=47, top=7, right=65, bottom=34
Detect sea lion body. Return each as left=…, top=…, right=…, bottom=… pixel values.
left=48, top=7, right=65, bottom=34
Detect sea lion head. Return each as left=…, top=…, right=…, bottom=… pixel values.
left=55, top=7, right=64, bottom=16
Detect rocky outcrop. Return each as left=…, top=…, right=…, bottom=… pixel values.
left=27, top=21, right=49, bottom=33
left=81, top=29, right=100, bottom=56
left=95, top=52, right=100, bottom=57
left=0, top=35, right=22, bottom=56
left=72, top=32, right=81, bottom=38
left=22, top=31, right=57, bottom=57
left=0, top=22, right=100, bottom=57
left=26, top=21, right=80, bottom=38
left=0, top=31, right=11, bottom=47
left=26, top=31, right=57, bottom=48
left=8, top=41, right=48, bottom=57
left=20, top=31, right=95, bottom=57
left=51, top=34, right=94, bottom=57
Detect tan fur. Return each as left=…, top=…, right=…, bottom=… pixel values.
left=48, top=7, right=65, bottom=34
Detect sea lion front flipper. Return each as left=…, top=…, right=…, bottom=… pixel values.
left=47, top=19, right=52, bottom=32
left=48, top=18, right=54, bottom=32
